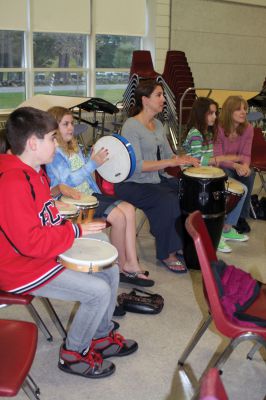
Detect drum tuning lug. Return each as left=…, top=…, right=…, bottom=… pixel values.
left=199, top=192, right=209, bottom=206
left=213, top=191, right=221, bottom=200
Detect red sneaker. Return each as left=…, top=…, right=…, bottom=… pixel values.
left=91, top=331, right=138, bottom=359
left=58, top=345, right=115, bottom=378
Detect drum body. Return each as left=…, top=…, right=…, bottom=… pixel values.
left=59, top=238, right=118, bottom=273
left=225, top=178, right=244, bottom=214
left=180, top=167, right=227, bottom=269
left=61, top=194, right=99, bottom=223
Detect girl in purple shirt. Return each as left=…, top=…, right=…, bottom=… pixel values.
left=214, top=96, right=255, bottom=234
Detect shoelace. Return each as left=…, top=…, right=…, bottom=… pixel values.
left=92, top=330, right=125, bottom=349
left=84, top=349, right=103, bottom=368
left=62, top=348, right=103, bottom=367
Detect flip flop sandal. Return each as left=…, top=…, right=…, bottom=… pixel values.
left=119, top=271, right=155, bottom=287
left=160, top=259, right=187, bottom=274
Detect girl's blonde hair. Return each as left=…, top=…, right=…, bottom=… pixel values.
left=47, top=106, right=79, bottom=155
left=219, top=96, right=248, bottom=136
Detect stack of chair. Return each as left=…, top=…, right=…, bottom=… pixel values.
left=162, top=50, right=196, bottom=127
left=123, top=50, right=180, bottom=151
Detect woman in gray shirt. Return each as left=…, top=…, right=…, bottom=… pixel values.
left=115, top=80, right=199, bottom=273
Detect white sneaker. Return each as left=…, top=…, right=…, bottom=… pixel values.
left=217, top=237, right=232, bottom=253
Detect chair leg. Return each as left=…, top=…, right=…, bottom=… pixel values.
left=26, top=303, right=53, bottom=341
left=22, top=375, right=40, bottom=399
left=250, top=200, right=257, bottom=219
left=178, top=314, right=212, bottom=366
left=213, top=334, right=266, bottom=372
left=40, top=297, right=67, bottom=339
left=247, top=343, right=262, bottom=360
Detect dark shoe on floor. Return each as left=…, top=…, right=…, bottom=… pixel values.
left=58, top=345, right=115, bottom=378
left=91, top=331, right=138, bottom=359
left=113, top=305, right=126, bottom=317
left=120, top=270, right=154, bottom=287
left=234, top=217, right=251, bottom=234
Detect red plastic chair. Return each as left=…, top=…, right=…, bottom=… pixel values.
left=0, top=291, right=66, bottom=341
left=251, top=127, right=266, bottom=196
left=0, top=319, right=39, bottom=399
left=130, top=50, right=159, bottom=79
left=199, top=368, right=228, bottom=400
left=178, top=211, right=266, bottom=391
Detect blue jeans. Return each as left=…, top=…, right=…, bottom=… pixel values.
left=225, top=178, right=248, bottom=226
left=223, top=168, right=256, bottom=219
left=32, top=233, right=119, bottom=353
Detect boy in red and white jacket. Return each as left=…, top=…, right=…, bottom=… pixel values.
left=0, top=107, right=137, bottom=379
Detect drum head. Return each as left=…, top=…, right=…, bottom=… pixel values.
left=183, top=166, right=226, bottom=179
left=94, top=134, right=136, bottom=183
left=61, top=193, right=98, bottom=207
left=57, top=202, right=79, bottom=216
left=227, top=178, right=244, bottom=195
left=60, top=238, right=118, bottom=267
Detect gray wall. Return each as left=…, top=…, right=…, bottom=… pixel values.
left=170, top=0, right=266, bottom=91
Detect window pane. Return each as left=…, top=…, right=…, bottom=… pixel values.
left=96, top=71, right=129, bottom=104
left=0, top=30, right=24, bottom=68
left=0, top=72, right=25, bottom=109
left=96, top=35, right=141, bottom=68
left=33, top=33, right=87, bottom=68
left=34, top=72, right=87, bottom=97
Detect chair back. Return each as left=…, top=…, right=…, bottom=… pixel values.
left=199, top=368, right=228, bottom=400
left=0, top=319, right=38, bottom=397
left=130, top=50, right=159, bottom=78
left=95, top=170, right=115, bottom=197
left=251, top=127, right=266, bottom=168
left=185, top=211, right=252, bottom=338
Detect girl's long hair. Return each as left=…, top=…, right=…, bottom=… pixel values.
left=129, top=79, right=163, bottom=117
left=219, top=96, right=248, bottom=136
left=185, top=97, right=219, bottom=143
left=47, top=106, right=79, bottom=155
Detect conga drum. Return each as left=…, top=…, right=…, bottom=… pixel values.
left=58, top=238, right=118, bottom=273
left=180, top=166, right=227, bottom=269
left=60, top=194, right=99, bottom=223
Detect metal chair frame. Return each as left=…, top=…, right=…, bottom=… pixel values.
left=0, top=291, right=66, bottom=341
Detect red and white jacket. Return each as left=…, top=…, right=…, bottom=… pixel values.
left=0, top=154, right=81, bottom=294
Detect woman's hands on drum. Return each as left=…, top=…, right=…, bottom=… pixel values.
left=233, top=162, right=251, bottom=177
left=59, top=184, right=81, bottom=200
left=80, top=220, right=107, bottom=236
left=90, top=146, right=109, bottom=167
left=170, top=154, right=200, bottom=168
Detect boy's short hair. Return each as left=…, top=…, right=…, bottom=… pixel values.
left=6, top=107, right=58, bottom=155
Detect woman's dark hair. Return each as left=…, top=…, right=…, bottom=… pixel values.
left=129, top=79, right=163, bottom=117
left=6, top=107, right=58, bottom=155
left=186, top=97, right=219, bottom=141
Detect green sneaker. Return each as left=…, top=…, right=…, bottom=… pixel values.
left=217, top=237, right=232, bottom=253
left=222, top=228, right=249, bottom=242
